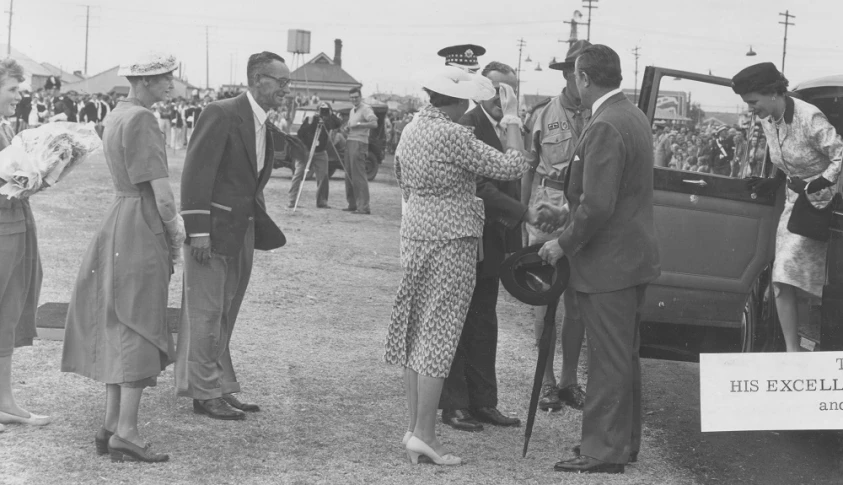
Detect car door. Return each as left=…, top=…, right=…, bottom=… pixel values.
left=637, top=67, right=783, bottom=329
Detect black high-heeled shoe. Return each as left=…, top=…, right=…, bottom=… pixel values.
left=95, top=428, right=114, bottom=455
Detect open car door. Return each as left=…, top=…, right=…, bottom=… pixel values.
left=638, top=67, right=784, bottom=352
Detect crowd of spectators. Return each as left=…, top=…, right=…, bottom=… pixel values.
left=385, top=112, right=414, bottom=153
left=653, top=124, right=767, bottom=178
left=14, top=86, right=122, bottom=136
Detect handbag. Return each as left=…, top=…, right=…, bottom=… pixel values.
left=787, top=189, right=835, bottom=242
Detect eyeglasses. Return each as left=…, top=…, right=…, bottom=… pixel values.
left=260, top=73, right=292, bottom=88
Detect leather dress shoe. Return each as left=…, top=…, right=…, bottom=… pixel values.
left=471, top=407, right=521, bottom=427
left=108, top=435, right=169, bottom=463
left=554, top=455, right=624, bottom=474
left=222, top=394, right=260, bottom=412
left=441, top=408, right=483, bottom=432
left=558, top=385, right=586, bottom=410
left=193, top=398, right=246, bottom=420
left=95, top=427, right=115, bottom=455
left=538, top=383, right=563, bottom=411
left=572, top=445, right=637, bottom=463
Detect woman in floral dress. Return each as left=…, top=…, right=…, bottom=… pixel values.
left=384, top=67, right=529, bottom=465
left=733, top=62, right=843, bottom=352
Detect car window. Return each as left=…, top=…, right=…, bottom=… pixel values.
left=646, top=77, right=768, bottom=179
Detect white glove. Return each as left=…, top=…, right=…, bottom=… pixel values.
left=498, top=84, right=521, bottom=128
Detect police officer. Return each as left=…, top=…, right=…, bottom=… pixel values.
left=522, top=40, right=591, bottom=412
left=437, top=44, right=486, bottom=73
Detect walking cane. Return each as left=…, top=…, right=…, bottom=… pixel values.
left=523, top=294, right=559, bottom=457
left=292, top=120, right=324, bottom=212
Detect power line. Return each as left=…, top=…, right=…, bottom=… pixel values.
left=582, top=0, right=598, bottom=41
left=205, top=26, right=209, bottom=89
left=632, top=46, right=641, bottom=102
left=779, top=10, right=795, bottom=75
left=82, top=4, right=90, bottom=75
left=516, top=38, right=527, bottom=99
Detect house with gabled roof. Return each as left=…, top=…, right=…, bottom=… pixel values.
left=41, top=63, right=85, bottom=85
left=289, top=39, right=362, bottom=103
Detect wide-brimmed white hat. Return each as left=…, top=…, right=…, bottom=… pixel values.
left=418, top=66, right=495, bottom=101
left=118, top=52, right=178, bottom=77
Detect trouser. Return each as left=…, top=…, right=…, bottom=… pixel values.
left=343, top=140, right=370, bottom=212
left=288, top=150, right=329, bottom=207
left=175, top=224, right=254, bottom=400
left=577, top=284, right=645, bottom=464
left=439, top=270, right=499, bottom=410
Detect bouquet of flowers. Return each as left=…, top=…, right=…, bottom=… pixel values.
left=0, top=122, right=102, bottom=199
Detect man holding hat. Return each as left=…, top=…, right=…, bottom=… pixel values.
left=437, top=44, right=486, bottom=73
left=438, top=60, right=542, bottom=432
left=521, top=39, right=591, bottom=413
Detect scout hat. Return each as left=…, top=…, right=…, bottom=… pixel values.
left=418, top=65, right=495, bottom=101
left=438, top=44, right=486, bottom=72
left=118, top=52, right=179, bottom=77
left=500, top=244, right=570, bottom=306
left=549, top=40, right=592, bottom=71
left=731, top=62, right=787, bottom=95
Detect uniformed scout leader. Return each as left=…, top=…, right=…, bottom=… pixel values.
left=176, top=51, right=287, bottom=421
left=438, top=44, right=486, bottom=74
left=522, top=40, right=591, bottom=413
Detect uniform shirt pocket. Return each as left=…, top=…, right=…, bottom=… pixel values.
left=541, top=130, right=574, bottom=173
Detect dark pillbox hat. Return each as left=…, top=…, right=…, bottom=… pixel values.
left=731, top=62, right=783, bottom=95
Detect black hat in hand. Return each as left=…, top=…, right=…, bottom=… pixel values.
left=500, top=244, right=570, bottom=306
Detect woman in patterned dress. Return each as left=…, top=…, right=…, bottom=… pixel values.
left=385, top=67, right=530, bottom=465
left=61, top=53, right=185, bottom=462
left=0, top=59, right=50, bottom=433
left=733, top=63, right=843, bottom=352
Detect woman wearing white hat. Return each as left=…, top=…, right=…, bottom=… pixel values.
left=0, top=59, right=51, bottom=434
left=61, top=52, right=185, bottom=463
left=385, top=66, right=530, bottom=465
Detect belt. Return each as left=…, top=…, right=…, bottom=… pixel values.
left=537, top=174, right=565, bottom=191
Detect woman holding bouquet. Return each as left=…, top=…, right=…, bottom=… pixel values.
left=61, top=52, right=185, bottom=463
left=0, top=59, right=51, bottom=433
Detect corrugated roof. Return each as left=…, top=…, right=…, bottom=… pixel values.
left=0, top=44, right=53, bottom=78
left=290, top=53, right=360, bottom=85
left=41, top=63, right=85, bottom=84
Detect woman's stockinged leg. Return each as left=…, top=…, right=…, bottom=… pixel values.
left=404, top=368, right=418, bottom=434
left=0, top=355, right=28, bottom=417
left=412, top=375, right=446, bottom=455
left=774, top=283, right=804, bottom=352
left=104, top=384, right=120, bottom=432
left=115, top=386, right=145, bottom=446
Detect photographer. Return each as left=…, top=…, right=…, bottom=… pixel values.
left=288, top=102, right=342, bottom=209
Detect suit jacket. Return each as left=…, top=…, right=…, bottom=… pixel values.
left=82, top=101, right=98, bottom=123
left=180, top=93, right=285, bottom=256
left=559, top=92, right=660, bottom=293
left=459, top=105, right=527, bottom=278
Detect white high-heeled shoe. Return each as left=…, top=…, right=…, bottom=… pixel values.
left=0, top=410, right=51, bottom=426
left=402, top=431, right=412, bottom=446
left=405, top=436, right=462, bottom=466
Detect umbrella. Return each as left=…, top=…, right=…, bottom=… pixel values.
left=523, top=294, right=559, bottom=457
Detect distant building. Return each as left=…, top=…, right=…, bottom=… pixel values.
left=0, top=44, right=55, bottom=90
left=62, top=66, right=197, bottom=98
left=289, top=39, right=361, bottom=103
left=41, top=63, right=85, bottom=85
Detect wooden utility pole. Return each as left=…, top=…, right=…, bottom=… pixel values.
left=632, top=46, right=641, bottom=103
left=83, top=5, right=90, bottom=74
left=778, top=10, right=795, bottom=75
left=516, top=38, right=526, bottom=98
left=582, top=0, right=598, bottom=41
left=205, top=26, right=210, bottom=89
left=5, top=0, right=12, bottom=56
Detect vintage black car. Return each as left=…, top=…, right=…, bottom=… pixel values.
left=635, top=67, right=843, bottom=359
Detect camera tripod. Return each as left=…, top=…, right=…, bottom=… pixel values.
left=291, top=118, right=325, bottom=212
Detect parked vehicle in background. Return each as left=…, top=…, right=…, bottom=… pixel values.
left=272, top=104, right=344, bottom=178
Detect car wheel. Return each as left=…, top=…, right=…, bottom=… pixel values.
left=740, top=267, right=783, bottom=352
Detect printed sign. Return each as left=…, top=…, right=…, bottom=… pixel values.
left=700, top=352, right=843, bottom=431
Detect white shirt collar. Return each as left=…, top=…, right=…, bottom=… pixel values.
left=590, top=88, right=623, bottom=115
left=246, top=91, right=268, bottom=125
left=479, top=104, right=501, bottom=131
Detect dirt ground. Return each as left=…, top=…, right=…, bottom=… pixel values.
left=1, top=149, right=842, bottom=484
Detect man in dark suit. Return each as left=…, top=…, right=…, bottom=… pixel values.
left=439, top=60, right=541, bottom=431
left=176, top=51, right=288, bottom=421
left=538, top=45, right=661, bottom=474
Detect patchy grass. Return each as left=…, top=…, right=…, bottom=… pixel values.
left=0, top=150, right=699, bottom=484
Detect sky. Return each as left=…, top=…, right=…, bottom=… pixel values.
left=9, top=0, right=843, bottom=112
